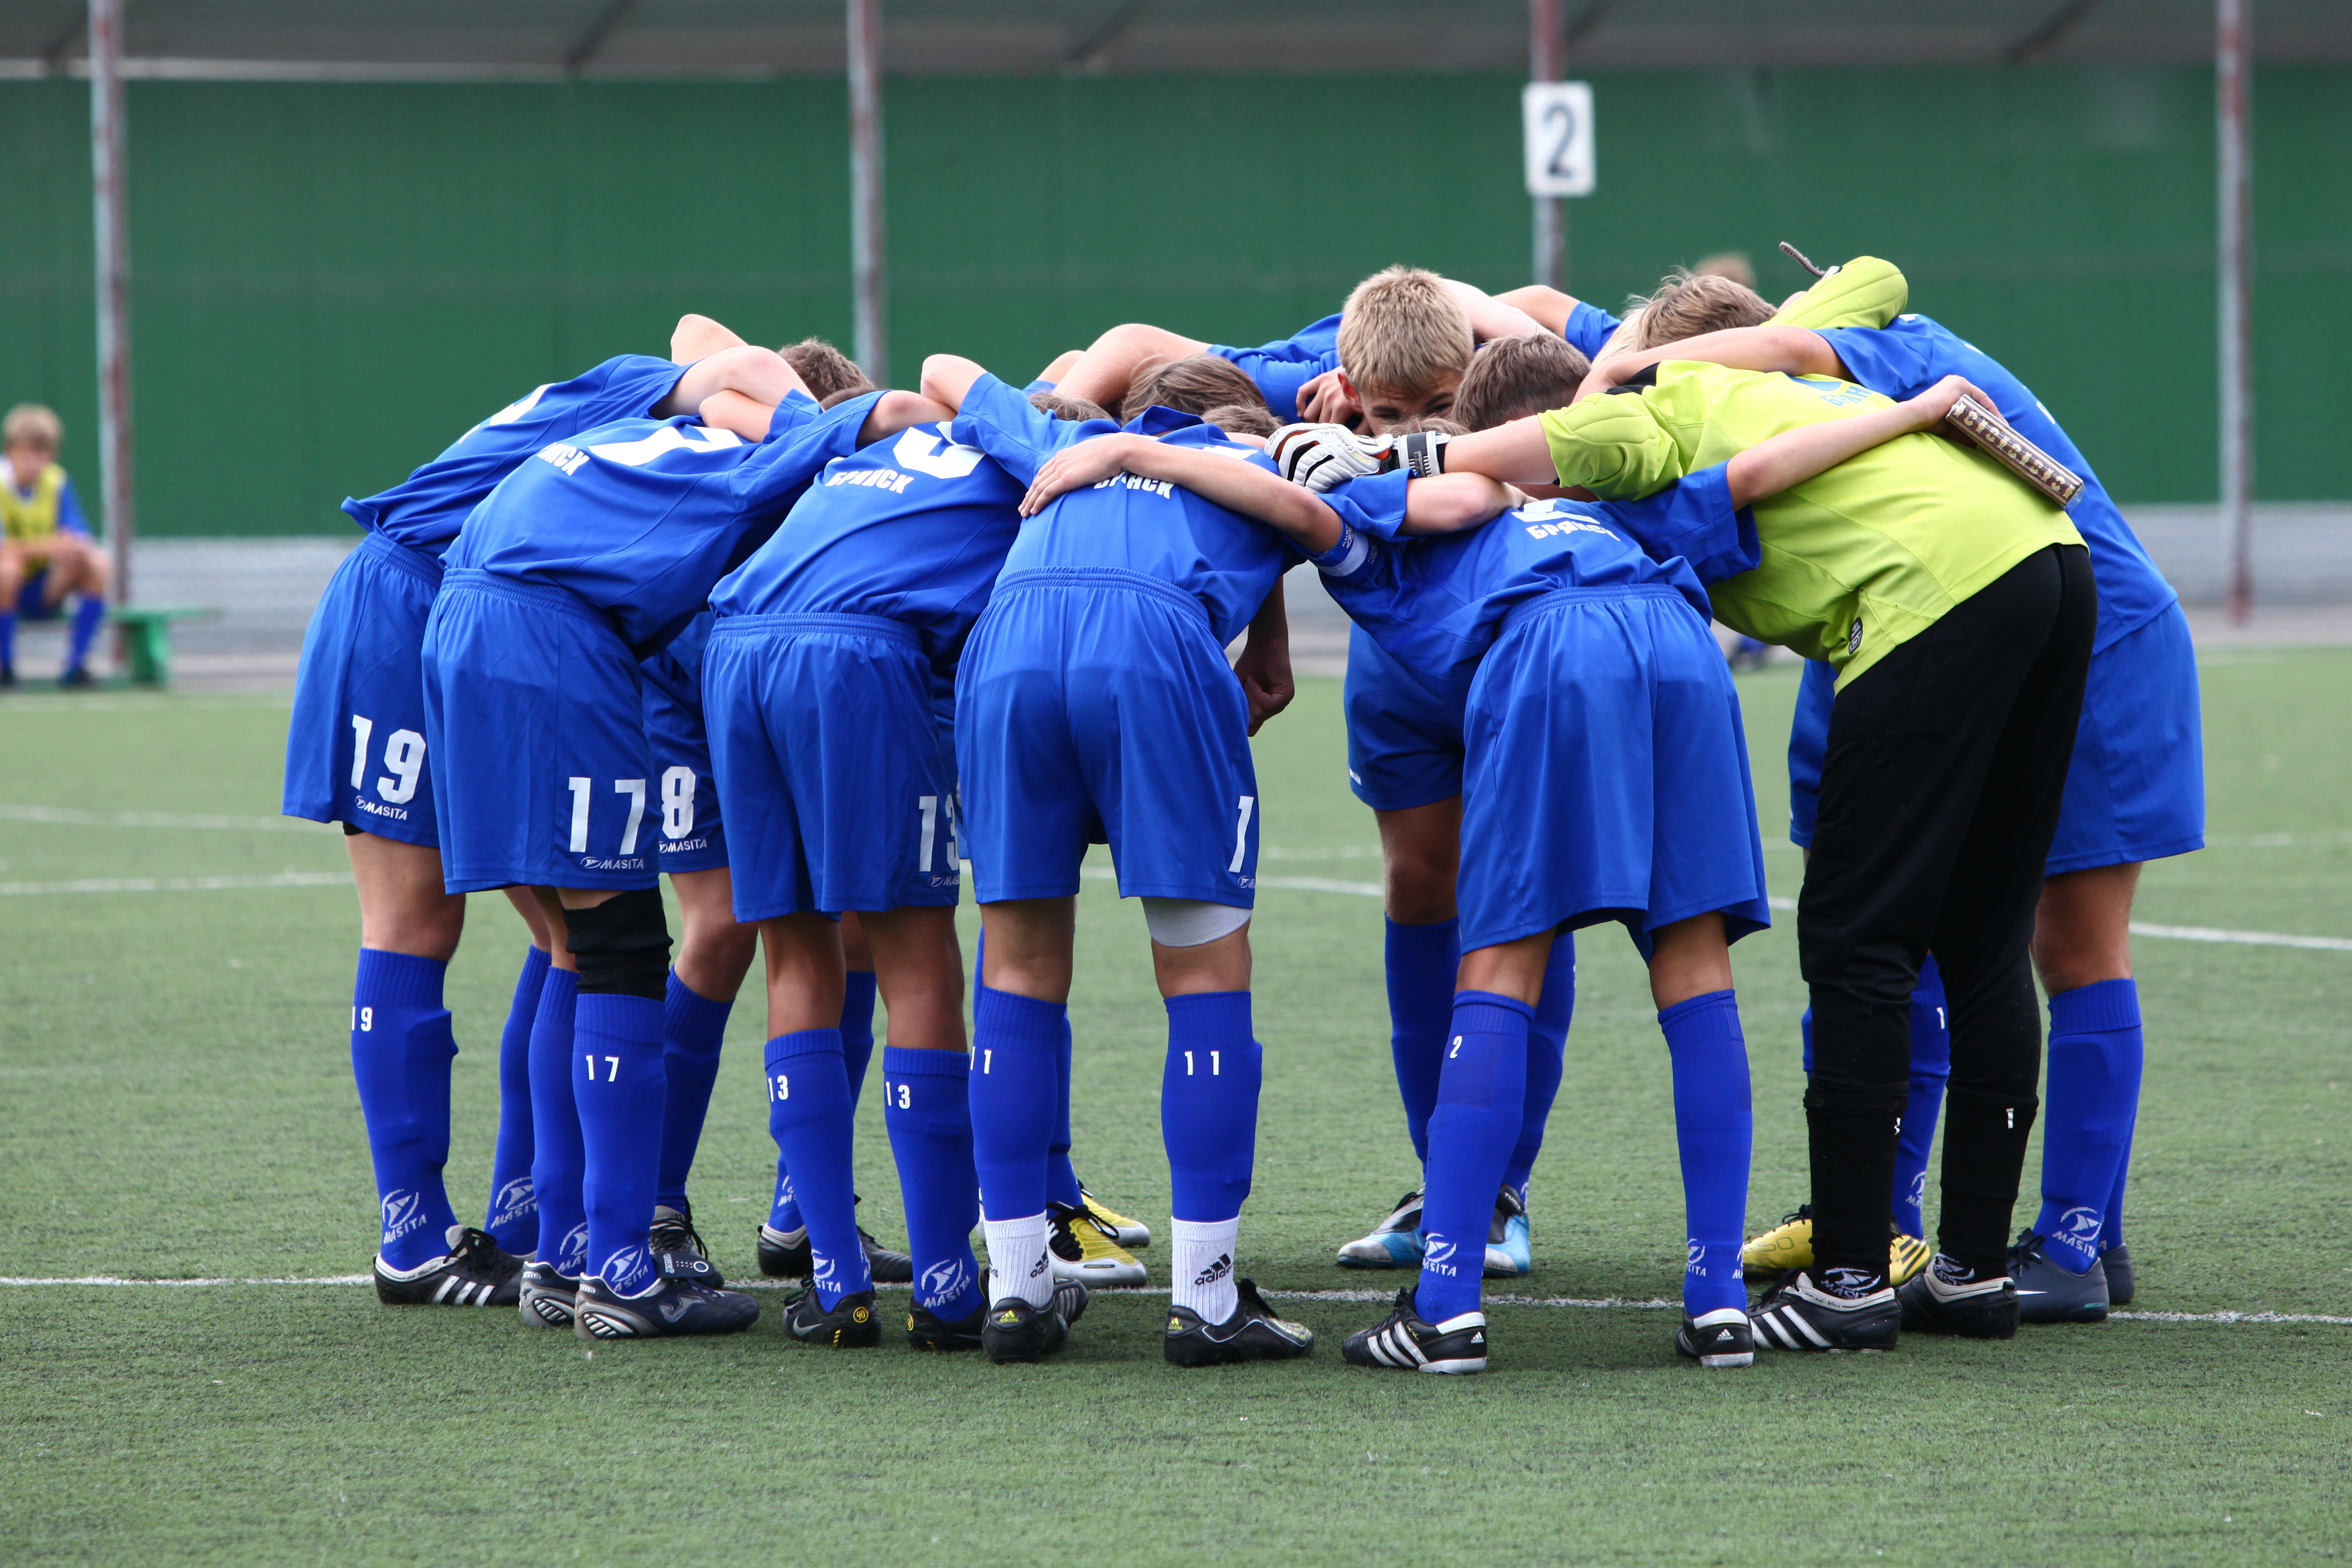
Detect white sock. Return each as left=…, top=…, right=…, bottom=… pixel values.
left=1170, top=1217, right=1240, bottom=1322
left=982, top=1212, right=1054, bottom=1309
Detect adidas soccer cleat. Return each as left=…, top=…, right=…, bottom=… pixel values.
left=1752, top=1269, right=1901, bottom=1352
left=1741, top=1205, right=1931, bottom=1285
left=755, top=1220, right=912, bottom=1284
left=2008, top=1231, right=2108, bottom=1326
left=906, top=1301, right=986, bottom=1352
left=1674, top=1307, right=1756, bottom=1369
left=1077, top=1186, right=1151, bottom=1249
left=783, top=1287, right=882, bottom=1348
left=571, top=1275, right=761, bottom=1340
left=1165, top=1278, right=1316, bottom=1368
left=648, top=1203, right=723, bottom=1288
left=1484, top=1185, right=1532, bottom=1278
left=517, top=1260, right=582, bottom=1328
left=1898, top=1253, right=2022, bottom=1338
left=1341, top=1286, right=1486, bottom=1375
left=1337, top=1187, right=1426, bottom=1269
left=2101, top=1243, right=2135, bottom=1306
left=981, top=1280, right=1091, bottom=1365
left=1049, top=1201, right=1147, bottom=1287
left=373, top=1226, right=524, bottom=1308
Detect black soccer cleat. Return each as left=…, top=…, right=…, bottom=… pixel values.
left=1674, top=1307, right=1756, bottom=1369
left=783, top=1286, right=883, bottom=1348
left=981, top=1280, right=1091, bottom=1365
left=0, top=659, right=16, bottom=688
left=754, top=1220, right=911, bottom=1283
left=517, top=1260, right=582, bottom=1328
left=1166, top=1278, right=1316, bottom=1369
left=647, top=1202, right=723, bottom=1289
left=2008, top=1231, right=2109, bottom=1325
left=58, top=665, right=94, bottom=689
left=1896, top=1253, right=2021, bottom=1338
left=372, top=1226, right=524, bottom=1308
left=1752, top=1269, right=1902, bottom=1352
left=2102, top=1243, right=2135, bottom=1306
left=907, top=1301, right=986, bottom=1352
left=1341, top=1285, right=1484, bottom=1374
left=571, top=1275, right=760, bottom=1340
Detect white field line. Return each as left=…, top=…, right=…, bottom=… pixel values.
left=1, top=1275, right=2344, bottom=1324
left=0, top=871, right=352, bottom=896
left=0, top=803, right=324, bottom=832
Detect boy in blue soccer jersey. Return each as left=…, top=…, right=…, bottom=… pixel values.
left=1028, top=374, right=1980, bottom=1371
left=1, top=405, right=109, bottom=688
left=701, top=378, right=1122, bottom=1351
left=283, top=322, right=789, bottom=1310
left=420, top=363, right=948, bottom=1340
left=1599, top=304, right=2202, bottom=1323
left=1054, top=267, right=1547, bottom=430
left=914, top=353, right=1318, bottom=1367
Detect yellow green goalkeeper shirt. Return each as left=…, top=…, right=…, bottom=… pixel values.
left=1536, top=362, right=2083, bottom=688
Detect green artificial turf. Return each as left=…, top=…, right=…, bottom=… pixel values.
left=2, top=652, right=2347, bottom=1565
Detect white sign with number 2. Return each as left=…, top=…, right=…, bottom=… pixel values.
left=1522, top=81, right=1595, bottom=198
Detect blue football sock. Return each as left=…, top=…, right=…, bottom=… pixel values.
left=64, top=594, right=104, bottom=673
left=765, top=1028, right=871, bottom=1307
left=1417, top=990, right=1531, bottom=1323
left=1385, top=917, right=1460, bottom=1166
left=841, top=968, right=877, bottom=1108
left=573, top=994, right=666, bottom=1296
left=1660, top=989, right=1753, bottom=1316
left=483, top=944, right=549, bottom=1253
left=1046, top=1011, right=1083, bottom=1209
left=350, top=949, right=462, bottom=1271
left=1162, top=991, right=1263, bottom=1224
left=881, top=1045, right=984, bottom=1320
left=1892, top=955, right=1951, bottom=1239
left=1800, top=1004, right=1813, bottom=1073
left=0, top=610, right=16, bottom=669
left=655, top=971, right=731, bottom=1211
left=970, top=985, right=1063, bottom=1223
left=767, top=971, right=875, bottom=1233
left=2034, top=977, right=2145, bottom=1275
left=528, top=968, right=586, bottom=1273
left=2103, top=1130, right=2134, bottom=1253
left=1504, top=934, right=1576, bottom=1199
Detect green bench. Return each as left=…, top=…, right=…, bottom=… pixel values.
left=111, top=604, right=220, bottom=686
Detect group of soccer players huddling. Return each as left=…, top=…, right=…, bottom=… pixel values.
left=288, top=248, right=2200, bottom=1372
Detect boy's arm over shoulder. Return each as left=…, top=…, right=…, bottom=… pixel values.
left=1812, top=320, right=1936, bottom=402
left=945, top=369, right=1099, bottom=485
left=1537, top=391, right=1688, bottom=499
left=1602, top=466, right=1757, bottom=585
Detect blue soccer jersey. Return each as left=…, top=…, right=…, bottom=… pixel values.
left=1317, top=469, right=1736, bottom=698
left=343, top=355, right=685, bottom=557
left=952, top=389, right=1302, bottom=647
left=1817, top=315, right=2175, bottom=651
left=1563, top=300, right=1624, bottom=361
left=1209, top=313, right=1344, bottom=421
left=446, top=392, right=879, bottom=656
left=712, top=380, right=1078, bottom=669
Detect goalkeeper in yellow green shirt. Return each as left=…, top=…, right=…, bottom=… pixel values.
left=1, top=403, right=110, bottom=688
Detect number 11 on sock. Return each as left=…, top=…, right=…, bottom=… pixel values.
left=1182, top=1051, right=1221, bottom=1075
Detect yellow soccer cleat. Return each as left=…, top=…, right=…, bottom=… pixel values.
left=1076, top=1186, right=1151, bottom=1249
left=1741, top=1205, right=1932, bottom=1286
left=1049, top=1202, right=1147, bottom=1288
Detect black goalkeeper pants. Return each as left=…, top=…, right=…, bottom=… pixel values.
left=1800, top=544, right=2097, bottom=1283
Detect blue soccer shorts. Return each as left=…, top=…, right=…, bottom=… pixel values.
left=1459, top=585, right=1771, bottom=953
left=420, top=569, right=658, bottom=895
left=1343, top=621, right=1468, bottom=812
left=957, top=569, right=1259, bottom=909
left=702, top=613, right=961, bottom=922
left=1788, top=600, right=2204, bottom=874
left=641, top=642, right=728, bottom=876
left=284, top=530, right=445, bottom=849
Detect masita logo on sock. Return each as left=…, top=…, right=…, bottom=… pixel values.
left=1192, top=1253, right=1233, bottom=1288
left=600, top=1246, right=649, bottom=1291
left=1423, top=1233, right=1458, bottom=1275
left=380, top=1190, right=427, bottom=1243
left=922, top=1259, right=972, bottom=1301
left=2058, top=1206, right=2102, bottom=1244
left=558, top=1223, right=590, bottom=1275
left=488, top=1177, right=535, bottom=1229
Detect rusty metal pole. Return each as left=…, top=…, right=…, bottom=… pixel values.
left=847, top=0, right=888, bottom=383
left=89, top=0, right=133, bottom=608
left=2218, top=0, right=2254, bottom=624
left=1530, top=0, right=1561, bottom=289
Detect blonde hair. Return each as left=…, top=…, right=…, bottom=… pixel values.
left=1199, top=402, right=1279, bottom=438
left=1623, top=269, right=1774, bottom=352
left=1336, top=266, right=1475, bottom=400
left=3, top=404, right=62, bottom=451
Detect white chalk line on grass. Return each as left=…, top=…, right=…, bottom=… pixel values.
left=2, top=1275, right=2345, bottom=1324
left=0, top=871, right=352, bottom=896
left=0, top=803, right=324, bottom=832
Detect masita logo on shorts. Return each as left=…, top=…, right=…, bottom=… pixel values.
left=353, top=797, right=410, bottom=822
left=660, top=836, right=708, bottom=855
left=927, top=871, right=961, bottom=889
left=577, top=855, right=646, bottom=873
left=380, top=1189, right=427, bottom=1242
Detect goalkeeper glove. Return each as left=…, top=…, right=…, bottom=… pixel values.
left=1265, top=423, right=1453, bottom=491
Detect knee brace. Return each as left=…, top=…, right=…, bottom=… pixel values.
left=1142, top=898, right=1251, bottom=948
left=563, top=887, right=673, bottom=1000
